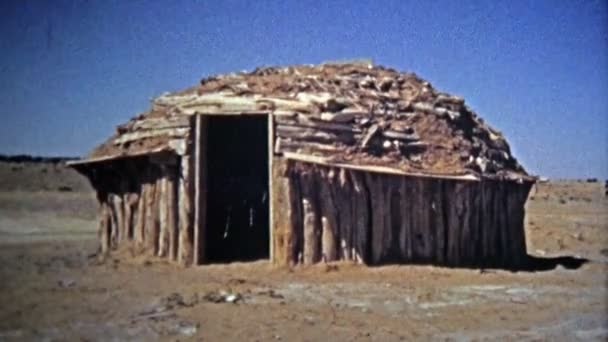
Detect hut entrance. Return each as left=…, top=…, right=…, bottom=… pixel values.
left=205, top=115, right=270, bottom=262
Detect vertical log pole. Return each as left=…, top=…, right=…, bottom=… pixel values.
left=268, top=114, right=275, bottom=262
left=99, top=197, right=111, bottom=256
left=145, top=176, right=159, bottom=255
left=193, top=115, right=207, bottom=265
left=135, top=183, right=148, bottom=249
left=167, top=166, right=179, bottom=261
left=288, top=166, right=304, bottom=265
left=113, top=191, right=125, bottom=244
left=319, top=170, right=338, bottom=262
left=158, top=169, right=169, bottom=257
left=302, top=198, right=317, bottom=265
left=350, top=171, right=369, bottom=264
left=178, top=154, right=193, bottom=266
left=125, top=192, right=139, bottom=241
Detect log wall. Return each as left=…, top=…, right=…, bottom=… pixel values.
left=76, top=114, right=200, bottom=266
left=272, top=160, right=533, bottom=268
left=88, top=154, right=194, bottom=265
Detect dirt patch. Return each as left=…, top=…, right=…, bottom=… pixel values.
left=0, top=180, right=606, bottom=340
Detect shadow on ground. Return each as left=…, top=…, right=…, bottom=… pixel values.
left=516, top=254, right=589, bottom=272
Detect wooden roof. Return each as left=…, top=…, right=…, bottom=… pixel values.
left=72, top=62, right=534, bottom=182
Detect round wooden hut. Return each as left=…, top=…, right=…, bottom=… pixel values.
left=69, top=62, right=536, bottom=268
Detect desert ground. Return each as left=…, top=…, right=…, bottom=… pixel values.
left=0, top=160, right=606, bottom=341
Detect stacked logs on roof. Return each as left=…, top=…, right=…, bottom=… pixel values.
left=148, top=62, right=528, bottom=179
left=87, top=113, right=191, bottom=160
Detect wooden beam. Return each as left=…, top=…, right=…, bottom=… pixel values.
left=178, top=154, right=193, bottom=266
left=268, top=114, right=275, bottom=261
left=282, top=152, right=480, bottom=181
left=193, top=114, right=207, bottom=265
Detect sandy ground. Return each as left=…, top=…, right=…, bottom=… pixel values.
left=0, top=180, right=606, bottom=341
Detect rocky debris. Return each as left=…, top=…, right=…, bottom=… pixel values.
left=203, top=290, right=243, bottom=304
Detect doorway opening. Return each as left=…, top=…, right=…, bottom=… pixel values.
left=205, top=115, right=269, bottom=262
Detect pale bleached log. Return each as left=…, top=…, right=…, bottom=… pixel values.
left=321, top=217, right=337, bottom=262
left=113, top=127, right=189, bottom=145
left=135, top=184, right=148, bottom=248
left=112, top=192, right=125, bottom=243
left=178, top=155, right=193, bottom=266
left=99, top=200, right=111, bottom=256
left=108, top=194, right=118, bottom=249
left=275, top=139, right=342, bottom=155
left=302, top=198, right=318, bottom=265
left=275, top=125, right=356, bottom=144
left=193, top=114, right=206, bottom=265
left=336, top=169, right=353, bottom=260
left=143, top=179, right=158, bottom=254
left=130, top=116, right=190, bottom=130
left=274, top=115, right=361, bottom=133
left=158, top=174, right=169, bottom=257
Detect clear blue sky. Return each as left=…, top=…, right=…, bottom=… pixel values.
left=1, top=0, right=606, bottom=178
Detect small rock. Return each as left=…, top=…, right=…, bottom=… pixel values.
left=175, top=321, right=199, bottom=336
left=58, top=279, right=76, bottom=288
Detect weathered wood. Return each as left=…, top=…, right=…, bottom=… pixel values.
left=271, top=162, right=531, bottom=268
left=288, top=164, right=304, bottom=264
left=275, top=115, right=361, bottom=133
left=337, top=169, right=353, bottom=261
left=135, top=183, right=148, bottom=248
left=275, top=139, right=342, bottom=155
left=158, top=174, right=169, bottom=257
left=319, top=112, right=355, bottom=123
left=360, top=124, right=379, bottom=148
left=166, top=168, right=179, bottom=261
left=382, top=130, right=419, bottom=141
left=366, top=173, right=386, bottom=264
left=99, top=200, right=111, bottom=256
left=350, top=171, right=369, bottom=264
left=112, top=192, right=125, bottom=243
left=282, top=152, right=480, bottom=181
left=276, top=125, right=356, bottom=144
left=178, top=155, right=193, bottom=266
left=130, top=116, right=190, bottom=130
left=193, top=114, right=205, bottom=265
left=268, top=115, right=275, bottom=262
left=114, top=127, right=189, bottom=145
left=144, top=179, right=159, bottom=255
left=302, top=198, right=318, bottom=265
left=108, top=194, right=119, bottom=249
left=319, top=173, right=338, bottom=262
left=124, top=192, right=139, bottom=240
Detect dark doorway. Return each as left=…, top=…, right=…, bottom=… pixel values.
left=205, top=115, right=269, bottom=262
